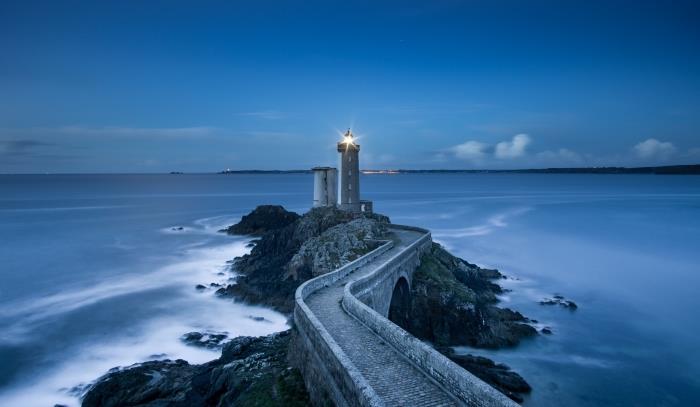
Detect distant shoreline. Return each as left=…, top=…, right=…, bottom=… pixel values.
left=2, top=164, right=699, bottom=176
left=217, top=164, right=700, bottom=175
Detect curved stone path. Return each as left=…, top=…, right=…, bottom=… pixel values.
left=304, top=228, right=460, bottom=406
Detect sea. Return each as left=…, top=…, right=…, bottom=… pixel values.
left=0, top=173, right=699, bottom=406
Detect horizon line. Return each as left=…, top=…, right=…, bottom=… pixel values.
left=2, top=163, right=699, bottom=176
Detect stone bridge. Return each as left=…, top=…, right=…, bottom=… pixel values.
left=293, top=225, right=518, bottom=407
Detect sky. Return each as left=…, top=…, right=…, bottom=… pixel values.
left=1, top=0, right=699, bottom=173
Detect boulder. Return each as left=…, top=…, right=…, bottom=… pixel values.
left=539, top=294, right=578, bottom=310
left=180, top=331, right=229, bottom=349
left=82, top=331, right=310, bottom=407
left=220, top=205, right=300, bottom=236
left=286, top=217, right=387, bottom=280
left=440, top=349, right=531, bottom=403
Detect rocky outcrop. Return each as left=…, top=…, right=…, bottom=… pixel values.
left=220, top=205, right=300, bottom=236
left=539, top=294, right=578, bottom=310
left=82, top=331, right=310, bottom=407
left=438, top=347, right=531, bottom=403
left=394, top=243, right=537, bottom=349
left=384, top=242, right=536, bottom=402
left=180, top=331, right=228, bottom=349
left=286, top=217, right=387, bottom=280
left=216, top=206, right=390, bottom=313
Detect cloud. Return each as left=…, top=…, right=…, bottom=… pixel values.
left=633, top=138, right=676, bottom=160
left=448, top=134, right=588, bottom=168
left=239, top=110, right=287, bottom=120
left=57, top=126, right=215, bottom=138
left=495, top=134, right=531, bottom=159
left=451, top=140, right=488, bottom=161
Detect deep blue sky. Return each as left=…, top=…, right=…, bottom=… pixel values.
left=1, top=0, right=699, bottom=172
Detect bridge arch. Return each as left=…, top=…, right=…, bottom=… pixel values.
left=388, top=276, right=411, bottom=329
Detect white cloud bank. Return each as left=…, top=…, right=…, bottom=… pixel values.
left=452, top=140, right=488, bottom=161
left=495, top=134, right=531, bottom=159
left=448, top=134, right=696, bottom=167
left=633, top=138, right=676, bottom=160
left=449, top=133, right=534, bottom=163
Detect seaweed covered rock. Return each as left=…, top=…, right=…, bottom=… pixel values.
left=394, top=243, right=537, bottom=348
left=82, top=331, right=309, bottom=407
left=221, top=205, right=300, bottom=236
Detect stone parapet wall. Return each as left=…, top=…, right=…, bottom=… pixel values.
left=342, top=226, right=518, bottom=407
left=294, top=240, right=393, bottom=407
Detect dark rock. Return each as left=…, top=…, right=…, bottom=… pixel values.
left=286, top=217, right=387, bottom=280
left=539, top=295, right=578, bottom=310
left=440, top=348, right=531, bottom=403
left=209, top=283, right=221, bottom=287
left=541, top=327, right=553, bottom=335
left=172, top=226, right=184, bottom=231
left=66, top=382, right=91, bottom=397
left=220, top=205, right=301, bottom=236
left=392, top=242, right=537, bottom=348
left=218, top=206, right=389, bottom=313
left=248, top=315, right=268, bottom=322
left=181, top=331, right=228, bottom=349
left=82, top=359, right=194, bottom=407
left=83, top=331, right=310, bottom=407
left=194, top=284, right=206, bottom=291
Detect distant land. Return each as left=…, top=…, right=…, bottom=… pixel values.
left=216, top=164, right=700, bottom=175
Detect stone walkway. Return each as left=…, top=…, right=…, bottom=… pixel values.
left=305, top=228, right=460, bottom=406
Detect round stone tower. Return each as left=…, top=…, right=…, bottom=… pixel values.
left=337, top=129, right=361, bottom=212
left=311, top=166, right=337, bottom=207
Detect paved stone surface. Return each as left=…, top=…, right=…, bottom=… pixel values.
left=305, top=229, right=459, bottom=406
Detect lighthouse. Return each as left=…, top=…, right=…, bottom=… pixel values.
left=337, top=129, right=361, bottom=212
left=311, top=129, right=372, bottom=213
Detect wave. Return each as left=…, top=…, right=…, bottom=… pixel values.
left=159, top=213, right=241, bottom=236
left=0, top=241, right=251, bottom=341
left=0, top=230, right=287, bottom=406
left=0, top=305, right=287, bottom=406
left=432, top=207, right=532, bottom=238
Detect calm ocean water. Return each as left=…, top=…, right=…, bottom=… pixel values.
left=1, top=173, right=699, bottom=406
